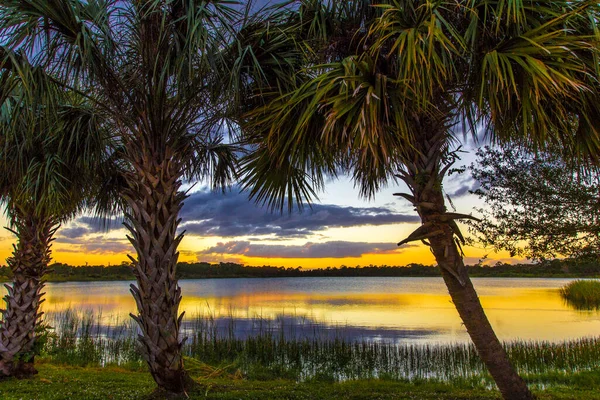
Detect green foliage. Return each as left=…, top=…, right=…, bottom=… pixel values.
left=0, top=72, right=114, bottom=223
left=31, top=322, right=55, bottom=359
left=0, top=364, right=154, bottom=400
left=0, top=0, right=245, bottom=191
left=560, top=280, right=600, bottom=310
left=3, top=364, right=600, bottom=399
left=5, top=364, right=600, bottom=400
left=470, top=146, right=600, bottom=260
left=12, top=321, right=55, bottom=364
left=240, top=0, right=600, bottom=209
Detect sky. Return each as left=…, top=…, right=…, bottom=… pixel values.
left=0, top=137, right=519, bottom=269
left=0, top=0, right=520, bottom=269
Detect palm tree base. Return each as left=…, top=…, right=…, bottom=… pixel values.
left=0, top=360, right=38, bottom=379
left=149, top=372, right=198, bottom=398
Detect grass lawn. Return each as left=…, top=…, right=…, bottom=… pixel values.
left=1, top=362, right=600, bottom=400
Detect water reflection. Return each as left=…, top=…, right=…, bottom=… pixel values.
left=4, top=277, right=600, bottom=344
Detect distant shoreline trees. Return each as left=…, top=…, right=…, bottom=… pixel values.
left=0, top=259, right=597, bottom=282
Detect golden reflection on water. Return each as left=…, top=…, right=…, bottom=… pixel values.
left=5, top=277, right=600, bottom=343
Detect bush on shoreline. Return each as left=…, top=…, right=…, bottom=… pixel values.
left=560, top=280, right=600, bottom=310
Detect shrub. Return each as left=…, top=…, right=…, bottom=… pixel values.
left=560, top=280, right=600, bottom=310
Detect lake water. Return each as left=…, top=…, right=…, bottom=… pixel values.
left=7, top=277, right=600, bottom=344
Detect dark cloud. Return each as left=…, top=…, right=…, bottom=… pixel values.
left=81, top=240, right=132, bottom=255
left=60, top=226, right=93, bottom=239
left=54, top=237, right=85, bottom=245
left=199, top=240, right=410, bottom=259
left=55, top=185, right=419, bottom=243
left=180, top=187, right=419, bottom=239
left=77, top=216, right=123, bottom=232
left=449, top=184, right=473, bottom=198
left=56, top=235, right=132, bottom=255
left=446, top=174, right=479, bottom=198
left=56, top=216, right=124, bottom=240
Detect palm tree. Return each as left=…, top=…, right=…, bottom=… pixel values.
left=0, top=57, right=112, bottom=377
left=0, top=1, right=240, bottom=392
left=240, top=1, right=600, bottom=399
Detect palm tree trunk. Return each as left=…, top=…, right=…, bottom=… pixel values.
left=414, top=184, right=534, bottom=400
left=122, top=150, right=189, bottom=394
left=0, top=212, right=57, bottom=378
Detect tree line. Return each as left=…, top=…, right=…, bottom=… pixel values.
left=0, top=259, right=598, bottom=281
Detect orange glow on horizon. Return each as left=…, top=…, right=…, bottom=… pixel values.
left=0, top=241, right=517, bottom=269
left=0, top=214, right=521, bottom=268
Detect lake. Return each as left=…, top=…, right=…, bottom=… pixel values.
left=8, top=277, right=600, bottom=344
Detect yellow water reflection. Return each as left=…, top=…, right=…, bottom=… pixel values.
left=5, top=277, right=599, bottom=343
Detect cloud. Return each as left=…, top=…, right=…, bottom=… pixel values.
left=77, top=216, right=123, bottom=231
left=449, top=184, right=474, bottom=198
left=199, top=240, right=409, bottom=259
left=446, top=173, right=479, bottom=198
left=53, top=186, right=419, bottom=255
left=55, top=235, right=132, bottom=255
left=179, top=187, right=419, bottom=239
left=60, top=226, right=93, bottom=239
left=56, top=216, right=124, bottom=240
left=80, top=239, right=132, bottom=255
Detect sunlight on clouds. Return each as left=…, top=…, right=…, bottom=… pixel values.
left=0, top=198, right=522, bottom=268
left=321, top=223, right=420, bottom=243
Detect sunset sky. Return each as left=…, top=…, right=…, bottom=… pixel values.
left=0, top=0, right=524, bottom=270
left=0, top=138, right=518, bottom=269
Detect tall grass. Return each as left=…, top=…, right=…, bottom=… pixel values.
left=43, top=310, right=142, bottom=368
left=39, top=310, right=600, bottom=385
left=560, top=280, right=600, bottom=310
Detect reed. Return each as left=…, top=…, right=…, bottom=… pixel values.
left=38, top=310, right=600, bottom=386
left=560, top=280, right=600, bottom=310
left=43, top=310, right=142, bottom=368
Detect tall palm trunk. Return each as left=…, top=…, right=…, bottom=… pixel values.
left=122, top=146, right=188, bottom=393
left=397, top=127, right=535, bottom=400
left=0, top=212, right=57, bottom=378
left=416, top=186, right=534, bottom=400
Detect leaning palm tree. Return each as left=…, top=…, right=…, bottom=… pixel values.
left=0, top=1, right=240, bottom=392
left=0, top=61, right=112, bottom=377
left=240, top=1, right=600, bottom=399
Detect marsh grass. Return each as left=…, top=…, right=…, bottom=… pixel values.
left=43, top=310, right=142, bottom=369
left=38, top=310, right=600, bottom=387
left=560, top=279, right=600, bottom=310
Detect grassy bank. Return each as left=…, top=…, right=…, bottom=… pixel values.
left=1, top=310, right=600, bottom=398
left=2, top=362, right=600, bottom=399
left=32, top=311, right=600, bottom=386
